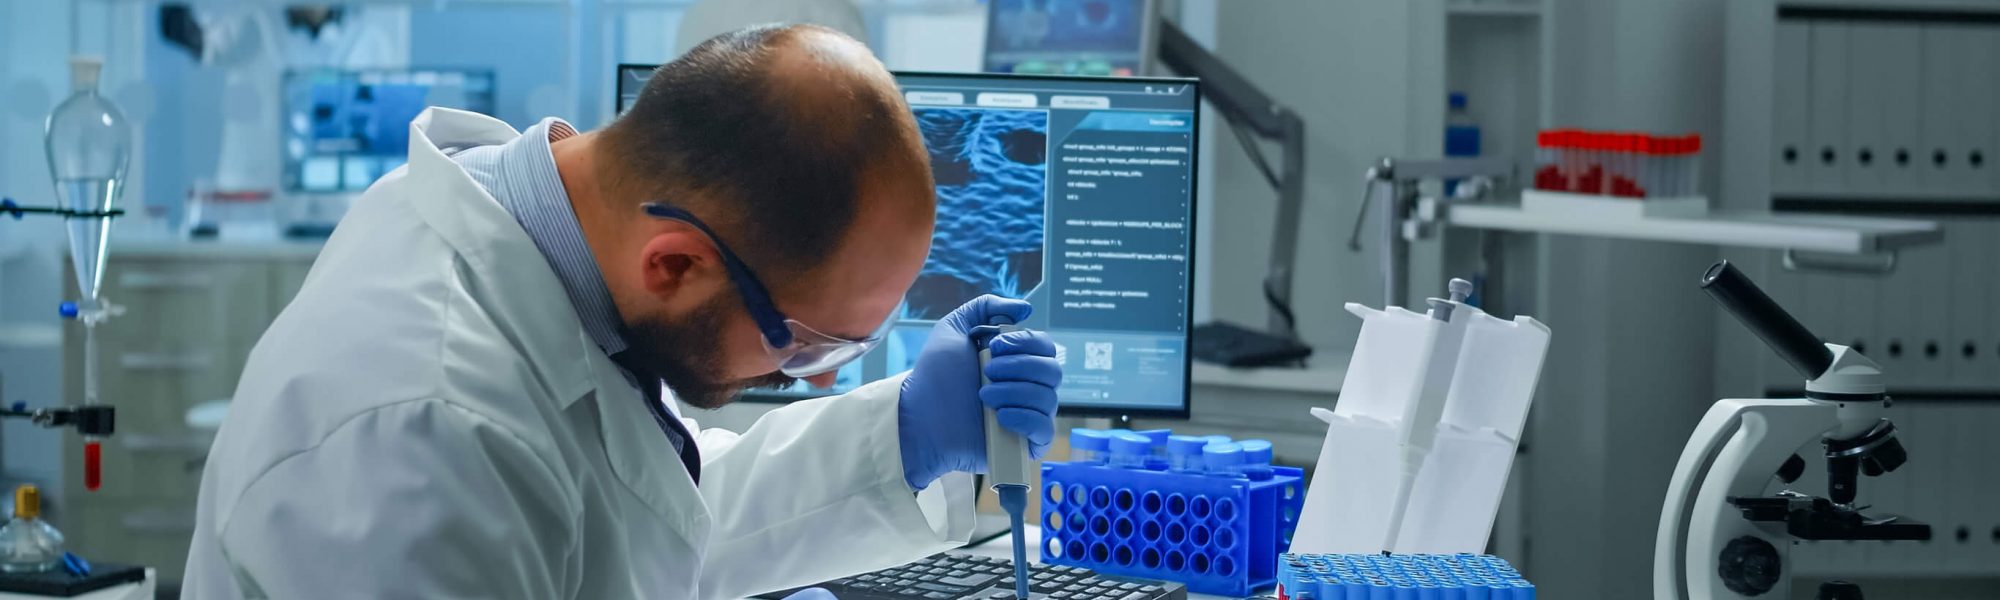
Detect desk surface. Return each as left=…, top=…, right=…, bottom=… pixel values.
left=961, top=526, right=1239, bottom=600
left=0, top=569, right=153, bottom=600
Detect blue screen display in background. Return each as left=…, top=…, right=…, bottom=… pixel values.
left=985, top=0, right=1153, bottom=77
left=747, top=73, right=1199, bottom=417
left=282, top=69, right=495, bottom=193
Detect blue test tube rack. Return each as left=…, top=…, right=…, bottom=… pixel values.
left=1038, top=459, right=1306, bottom=596
left=1276, top=553, right=1536, bottom=600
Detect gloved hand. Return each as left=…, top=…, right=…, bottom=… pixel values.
left=783, top=588, right=836, bottom=600
left=898, top=295, right=1062, bottom=490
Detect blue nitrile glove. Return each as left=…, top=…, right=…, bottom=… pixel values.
left=898, top=295, right=1063, bottom=490
left=783, top=588, right=836, bottom=600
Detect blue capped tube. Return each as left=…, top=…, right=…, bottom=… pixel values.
left=1239, top=439, right=1274, bottom=465
left=1069, top=428, right=1110, bottom=465
left=1202, top=442, right=1245, bottom=476
left=1108, top=433, right=1152, bottom=469
left=1167, top=435, right=1208, bottom=473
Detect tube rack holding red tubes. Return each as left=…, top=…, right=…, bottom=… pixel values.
left=1529, top=129, right=1707, bottom=219
left=1532, top=129, right=1702, bottom=199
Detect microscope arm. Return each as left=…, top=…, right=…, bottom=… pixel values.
left=1655, top=398, right=1838, bottom=600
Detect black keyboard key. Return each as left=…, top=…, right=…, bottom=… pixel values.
left=1000, top=577, right=1017, bottom=585
left=1140, top=586, right=1161, bottom=593
left=940, top=573, right=998, bottom=588
left=1118, top=583, right=1140, bottom=591
left=914, top=583, right=968, bottom=595
left=923, top=593, right=954, bottom=600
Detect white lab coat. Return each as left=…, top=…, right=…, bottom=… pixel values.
left=181, top=108, right=974, bottom=599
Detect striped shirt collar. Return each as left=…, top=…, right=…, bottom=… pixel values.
left=487, top=118, right=630, bottom=357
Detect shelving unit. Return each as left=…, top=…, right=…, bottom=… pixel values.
left=1448, top=203, right=1940, bottom=254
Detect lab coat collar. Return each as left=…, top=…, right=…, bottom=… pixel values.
left=405, top=108, right=706, bottom=530
left=402, top=107, right=599, bottom=409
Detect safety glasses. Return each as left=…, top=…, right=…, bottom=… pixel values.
left=641, top=203, right=886, bottom=377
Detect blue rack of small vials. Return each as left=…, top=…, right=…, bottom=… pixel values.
left=1276, top=553, right=1536, bottom=600
left=1039, top=429, right=1306, bottom=597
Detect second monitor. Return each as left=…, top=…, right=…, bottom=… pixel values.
left=615, top=68, right=1198, bottom=417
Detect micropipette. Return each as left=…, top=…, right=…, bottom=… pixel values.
left=972, top=316, right=1035, bottom=600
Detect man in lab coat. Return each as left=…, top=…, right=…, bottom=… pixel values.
left=182, top=24, right=1062, bottom=599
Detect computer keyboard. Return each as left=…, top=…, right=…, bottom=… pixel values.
left=756, top=553, right=1187, bottom=600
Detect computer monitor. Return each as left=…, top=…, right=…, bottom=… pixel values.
left=984, top=0, right=1158, bottom=77
left=615, top=63, right=654, bottom=117
left=614, top=67, right=1198, bottom=417
left=283, top=68, right=496, bottom=193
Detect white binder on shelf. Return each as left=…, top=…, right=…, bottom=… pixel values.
left=1874, top=240, right=1920, bottom=386
left=1774, top=21, right=1812, bottom=195
left=1291, top=290, right=1550, bottom=555
left=1946, top=222, right=1990, bottom=389
left=1807, top=22, right=1851, bottom=196
left=1918, top=26, right=1957, bottom=196
left=1980, top=28, right=2000, bottom=197
left=1876, top=25, right=1923, bottom=194
left=1845, top=23, right=1892, bottom=196
left=1911, top=235, right=1952, bottom=387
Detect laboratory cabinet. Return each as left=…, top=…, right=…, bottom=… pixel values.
left=59, top=242, right=320, bottom=582
left=1724, top=1, right=2000, bottom=582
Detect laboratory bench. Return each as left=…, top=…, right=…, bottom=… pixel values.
left=49, top=237, right=1351, bottom=583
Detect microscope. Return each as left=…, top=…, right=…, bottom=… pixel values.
left=1655, top=261, right=1929, bottom=600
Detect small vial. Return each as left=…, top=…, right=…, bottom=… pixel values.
left=1166, top=435, right=1208, bottom=473
left=1109, top=433, right=1152, bottom=469
left=1069, top=428, right=1110, bottom=465
left=1203, top=435, right=1232, bottom=446
left=1202, top=442, right=1245, bottom=477
left=1239, top=439, right=1274, bottom=467
left=1135, top=429, right=1172, bottom=456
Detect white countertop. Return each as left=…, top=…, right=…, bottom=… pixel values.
left=1190, top=361, right=1345, bottom=395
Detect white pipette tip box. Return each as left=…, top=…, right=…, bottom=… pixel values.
left=1291, top=296, right=1550, bottom=555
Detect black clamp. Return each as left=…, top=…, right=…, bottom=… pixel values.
left=1, top=198, right=127, bottom=221
left=1, top=402, right=115, bottom=437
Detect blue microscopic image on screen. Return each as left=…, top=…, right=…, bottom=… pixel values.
left=909, top=107, right=1049, bottom=320
left=989, top=0, right=1144, bottom=53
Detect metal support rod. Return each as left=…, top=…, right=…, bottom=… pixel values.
left=1382, top=180, right=1404, bottom=308
left=1159, top=20, right=1308, bottom=339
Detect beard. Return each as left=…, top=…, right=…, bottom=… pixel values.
left=621, top=294, right=799, bottom=410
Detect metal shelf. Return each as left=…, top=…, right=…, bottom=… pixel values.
left=1447, top=203, right=1942, bottom=254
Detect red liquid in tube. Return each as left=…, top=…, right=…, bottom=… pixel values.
left=84, top=441, right=101, bottom=491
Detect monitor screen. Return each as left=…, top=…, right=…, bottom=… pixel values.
left=984, top=0, right=1157, bottom=77
left=613, top=67, right=1198, bottom=416
left=616, top=63, right=653, bottom=117
left=283, top=68, right=496, bottom=193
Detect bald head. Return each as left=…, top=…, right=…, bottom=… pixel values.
left=597, top=24, right=933, bottom=288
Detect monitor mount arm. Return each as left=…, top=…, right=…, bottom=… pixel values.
left=1157, top=20, right=1306, bottom=339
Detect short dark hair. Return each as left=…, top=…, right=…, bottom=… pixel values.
left=598, top=24, right=931, bottom=283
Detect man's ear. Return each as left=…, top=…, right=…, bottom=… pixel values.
left=638, top=228, right=723, bottom=300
